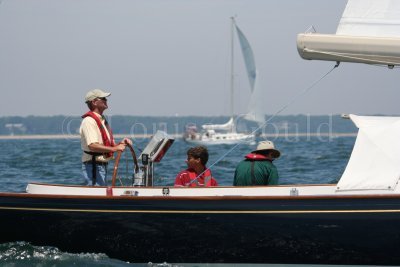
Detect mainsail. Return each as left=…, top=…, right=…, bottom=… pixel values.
left=337, top=0, right=400, bottom=37
left=297, top=0, right=400, bottom=67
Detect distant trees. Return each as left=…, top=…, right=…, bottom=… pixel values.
left=0, top=115, right=357, bottom=136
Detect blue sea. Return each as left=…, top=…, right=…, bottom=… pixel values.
left=0, top=135, right=356, bottom=266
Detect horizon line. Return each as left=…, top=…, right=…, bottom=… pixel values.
left=0, top=113, right=396, bottom=118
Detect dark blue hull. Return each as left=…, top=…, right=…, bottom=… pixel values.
left=1, top=193, right=400, bottom=265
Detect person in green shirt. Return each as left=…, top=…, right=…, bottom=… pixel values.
left=233, top=140, right=280, bottom=186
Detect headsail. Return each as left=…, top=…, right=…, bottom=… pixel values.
left=297, top=0, right=400, bottom=67
left=235, top=24, right=257, bottom=91
left=234, top=21, right=265, bottom=125
left=337, top=114, right=400, bottom=191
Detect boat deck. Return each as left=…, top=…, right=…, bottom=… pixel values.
left=24, top=182, right=400, bottom=197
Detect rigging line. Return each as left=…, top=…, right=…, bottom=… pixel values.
left=190, top=63, right=339, bottom=184
left=265, top=62, right=339, bottom=124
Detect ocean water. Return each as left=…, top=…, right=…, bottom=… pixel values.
left=0, top=135, right=355, bottom=266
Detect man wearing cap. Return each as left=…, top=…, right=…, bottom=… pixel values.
left=233, top=140, right=280, bottom=186
left=80, top=89, right=132, bottom=186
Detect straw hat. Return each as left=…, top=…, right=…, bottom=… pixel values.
left=252, top=140, right=281, bottom=158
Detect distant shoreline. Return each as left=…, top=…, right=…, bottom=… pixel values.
left=0, top=133, right=357, bottom=140
left=0, top=134, right=152, bottom=140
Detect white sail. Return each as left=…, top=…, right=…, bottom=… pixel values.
left=337, top=0, right=400, bottom=37
left=235, top=24, right=257, bottom=92
left=297, top=0, right=400, bottom=67
left=337, top=114, right=400, bottom=191
left=235, top=22, right=264, bottom=125
left=244, top=78, right=265, bottom=124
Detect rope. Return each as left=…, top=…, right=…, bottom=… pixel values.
left=190, top=63, right=340, bottom=184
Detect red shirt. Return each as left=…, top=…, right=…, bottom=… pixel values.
left=174, top=168, right=218, bottom=187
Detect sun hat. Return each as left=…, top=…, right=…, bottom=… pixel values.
left=85, top=89, right=111, bottom=102
left=252, top=140, right=281, bottom=158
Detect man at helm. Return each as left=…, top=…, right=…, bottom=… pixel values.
left=79, top=89, right=132, bottom=186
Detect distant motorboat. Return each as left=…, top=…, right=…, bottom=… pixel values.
left=184, top=17, right=263, bottom=145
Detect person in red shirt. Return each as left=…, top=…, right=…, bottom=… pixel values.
left=174, top=146, right=218, bottom=187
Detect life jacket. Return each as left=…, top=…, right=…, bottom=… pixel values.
left=188, top=168, right=213, bottom=187
left=245, top=153, right=272, bottom=161
left=82, top=111, right=115, bottom=158
left=244, top=153, right=272, bottom=185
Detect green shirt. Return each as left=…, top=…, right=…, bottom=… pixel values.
left=233, top=159, right=279, bottom=186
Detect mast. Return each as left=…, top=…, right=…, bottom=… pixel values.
left=230, top=16, right=235, bottom=133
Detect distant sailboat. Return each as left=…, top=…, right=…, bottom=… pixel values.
left=297, top=0, right=400, bottom=68
left=184, top=17, right=263, bottom=145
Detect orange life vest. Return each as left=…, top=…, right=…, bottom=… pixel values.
left=188, top=169, right=213, bottom=187
left=82, top=111, right=115, bottom=158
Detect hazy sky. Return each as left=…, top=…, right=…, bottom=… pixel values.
left=0, top=0, right=398, bottom=117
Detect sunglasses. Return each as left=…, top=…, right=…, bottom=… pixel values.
left=95, top=97, right=107, bottom=101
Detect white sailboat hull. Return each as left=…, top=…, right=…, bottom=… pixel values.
left=183, top=131, right=255, bottom=145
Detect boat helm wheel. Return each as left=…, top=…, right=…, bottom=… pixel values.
left=111, top=143, right=139, bottom=187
